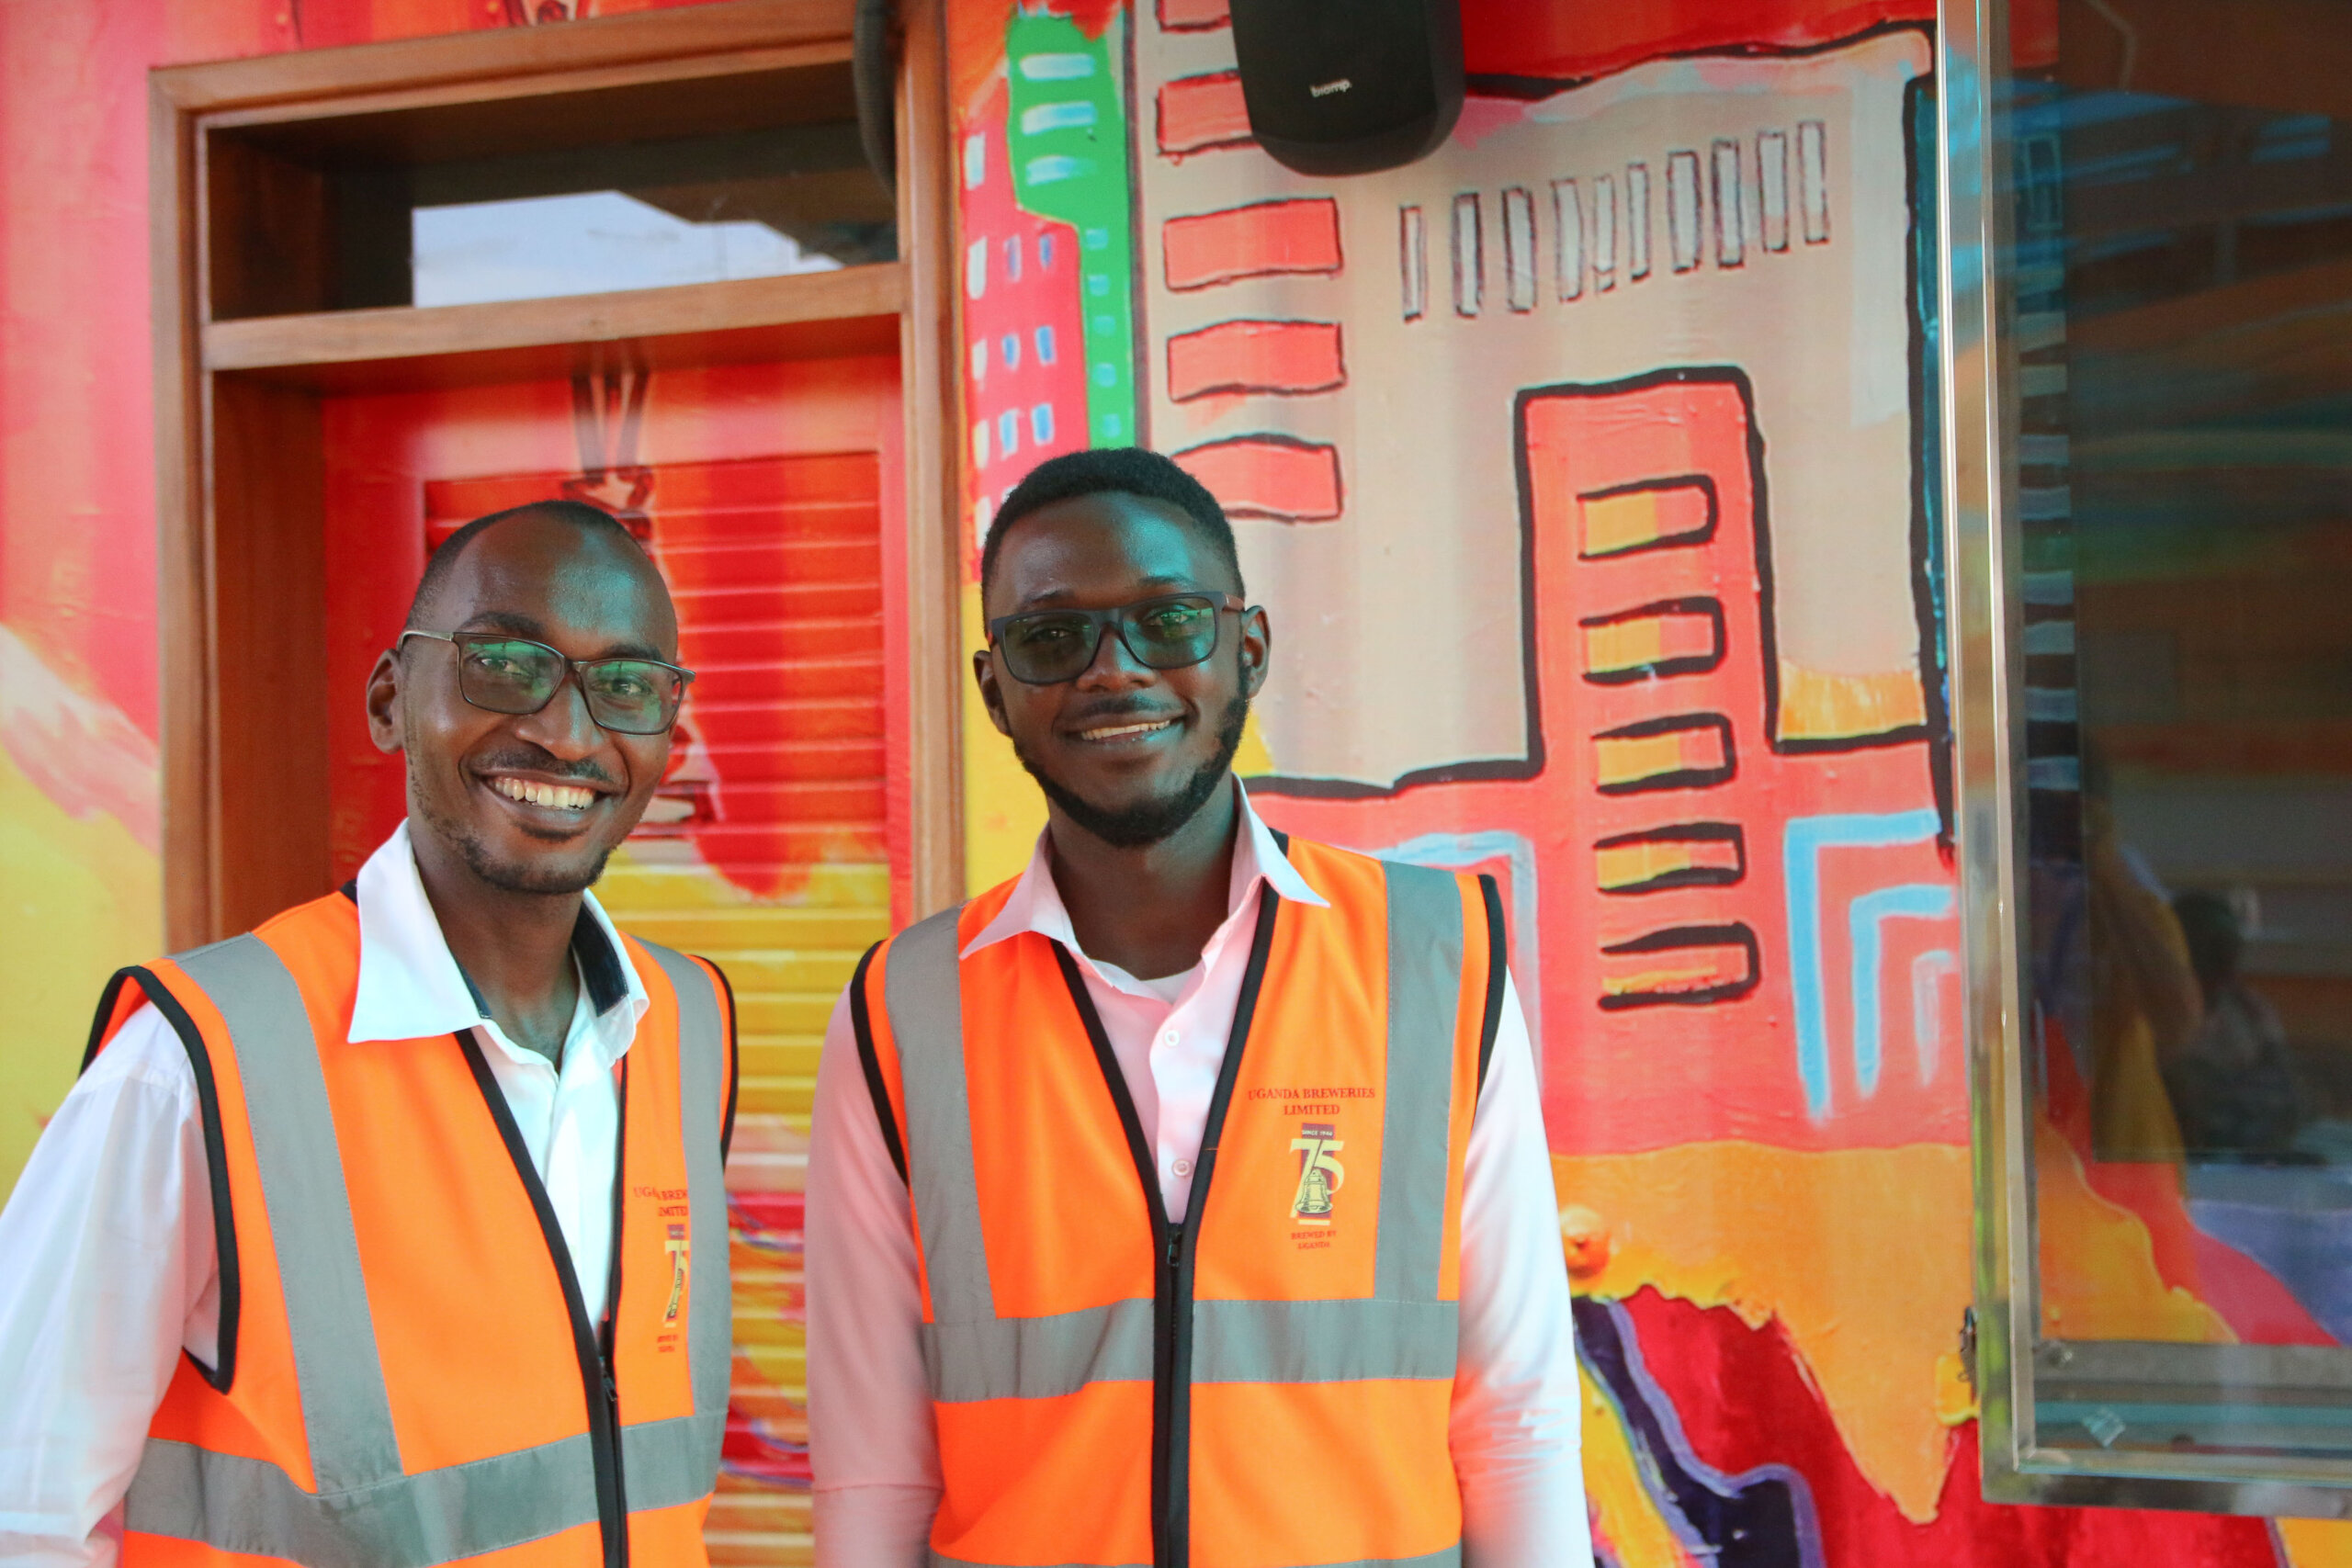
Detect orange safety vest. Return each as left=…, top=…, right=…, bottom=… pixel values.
left=79, top=887, right=738, bottom=1568
left=851, top=836, right=1506, bottom=1568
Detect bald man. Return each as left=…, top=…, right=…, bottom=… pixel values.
left=0, top=502, right=739, bottom=1568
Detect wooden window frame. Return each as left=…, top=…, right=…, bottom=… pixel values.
left=151, top=0, right=963, bottom=948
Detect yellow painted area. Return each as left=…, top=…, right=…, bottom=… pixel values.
left=964, top=583, right=1042, bottom=893
left=1580, top=487, right=1705, bottom=558
left=594, top=841, right=885, bottom=1563
left=0, top=739, right=160, bottom=1200
left=1596, top=840, right=1691, bottom=891
left=1579, top=1358, right=1698, bottom=1568
left=1602, top=963, right=1733, bottom=998
left=1595, top=838, right=1737, bottom=891
left=960, top=582, right=1277, bottom=895
left=1776, top=661, right=1928, bottom=741
left=1584, top=617, right=1668, bottom=676
left=2280, top=1518, right=2352, bottom=1565
left=1555, top=1143, right=1974, bottom=1522
left=2032, top=1111, right=2231, bottom=1344
left=1595, top=731, right=1701, bottom=788
left=595, top=844, right=888, bottom=1134
left=1933, top=1351, right=1979, bottom=1427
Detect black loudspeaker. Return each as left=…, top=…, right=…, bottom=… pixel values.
left=1228, top=0, right=1464, bottom=177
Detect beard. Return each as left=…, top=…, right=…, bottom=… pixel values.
left=413, top=747, right=621, bottom=896
left=1014, top=693, right=1250, bottom=849
left=415, top=788, right=616, bottom=895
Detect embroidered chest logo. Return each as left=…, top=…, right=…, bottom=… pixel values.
left=1289, top=1122, right=1347, bottom=1226
left=664, top=1224, right=690, bottom=1325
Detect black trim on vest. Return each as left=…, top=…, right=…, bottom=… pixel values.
left=598, top=1055, right=632, bottom=1519
left=83, top=966, right=243, bottom=1395
left=1051, top=886, right=1283, bottom=1568
left=705, top=957, right=741, bottom=1165
left=458, top=1032, right=628, bottom=1568
left=847, top=942, right=908, bottom=1187
left=1476, top=873, right=1509, bottom=1094
left=572, top=908, right=630, bottom=1017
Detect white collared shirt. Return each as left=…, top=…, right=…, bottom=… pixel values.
left=806, top=783, right=1590, bottom=1567
left=0, top=823, right=648, bottom=1568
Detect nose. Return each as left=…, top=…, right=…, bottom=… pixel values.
left=1071, top=617, right=1154, bottom=692
left=510, top=665, right=605, bottom=760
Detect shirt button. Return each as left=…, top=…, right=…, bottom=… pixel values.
left=1157, top=1028, right=1179, bottom=1049
left=1171, top=1157, right=1193, bottom=1179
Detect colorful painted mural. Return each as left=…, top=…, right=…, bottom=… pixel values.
left=945, top=0, right=2352, bottom=1562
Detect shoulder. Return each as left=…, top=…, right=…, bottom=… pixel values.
left=249, top=888, right=361, bottom=942
left=76, top=999, right=200, bottom=1105
left=1282, top=836, right=1478, bottom=902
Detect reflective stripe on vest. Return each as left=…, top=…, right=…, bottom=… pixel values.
left=876, top=851, right=1483, bottom=1568
left=118, top=932, right=731, bottom=1566
left=889, top=860, right=1465, bottom=1379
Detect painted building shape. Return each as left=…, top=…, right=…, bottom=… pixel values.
left=1132, top=22, right=1938, bottom=795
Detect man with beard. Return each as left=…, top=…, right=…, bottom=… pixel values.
left=807, top=449, right=1587, bottom=1566
left=0, top=502, right=737, bottom=1566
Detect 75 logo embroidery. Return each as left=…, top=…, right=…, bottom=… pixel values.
left=1289, top=1122, right=1346, bottom=1227
left=664, top=1224, right=690, bottom=1325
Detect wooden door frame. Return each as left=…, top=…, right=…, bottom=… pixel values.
left=152, top=0, right=963, bottom=948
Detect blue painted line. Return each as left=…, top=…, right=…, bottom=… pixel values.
left=1848, top=885, right=1953, bottom=1096
left=1783, top=809, right=1940, bottom=1118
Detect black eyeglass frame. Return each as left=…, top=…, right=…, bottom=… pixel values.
left=985, top=592, right=1253, bottom=685
left=396, top=629, right=696, bottom=735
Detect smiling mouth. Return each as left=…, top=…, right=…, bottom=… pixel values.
left=491, top=776, right=600, bottom=811
left=1075, top=718, right=1179, bottom=743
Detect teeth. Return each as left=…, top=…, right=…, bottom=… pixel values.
left=1080, top=719, right=1177, bottom=742
left=492, top=777, right=595, bottom=810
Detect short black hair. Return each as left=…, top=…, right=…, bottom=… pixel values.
left=405, top=500, right=649, bottom=629
left=981, top=446, right=1244, bottom=604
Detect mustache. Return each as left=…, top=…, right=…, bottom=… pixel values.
left=1060, top=697, right=1186, bottom=728
left=473, top=748, right=619, bottom=790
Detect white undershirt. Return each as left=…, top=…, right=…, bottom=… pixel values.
left=0, top=821, right=648, bottom=1567
left=805, top=784, right=1591, bottom=1566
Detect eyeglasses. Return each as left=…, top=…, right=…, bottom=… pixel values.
left=987, top=592, right=1250, bottom=685
left=397, top=631, right=695, bottom=735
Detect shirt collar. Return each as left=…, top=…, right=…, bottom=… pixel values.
left=960, top=779, right=1328, bottom=964
left=350, top=819, right=649, bottom=1047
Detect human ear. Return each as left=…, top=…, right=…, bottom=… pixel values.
left=973, top=649, right=1014, bottom=739
left=1237, top=606, right=1272, bottom=701
left=366, top=649, right=406, bottom=755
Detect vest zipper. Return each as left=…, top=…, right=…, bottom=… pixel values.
left=458, top=1032, right=631, bottom=1568
left=1054, top=889, right=1282, bottom=1568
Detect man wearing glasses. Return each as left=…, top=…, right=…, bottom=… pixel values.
left=0, top=502, right=736, bottom=1566
left=808, top=449, right=1588, bottom=1566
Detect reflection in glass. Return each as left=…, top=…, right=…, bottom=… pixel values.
left=414, top=190, right=848, bottom=307
left=2018, top=8, right=2352, bottom=1464
left=407, top=121, right=896, bottom=308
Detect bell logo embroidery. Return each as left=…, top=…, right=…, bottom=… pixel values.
left=664, top=1224, right=690, bottom=1324
left=1289, top=1122, right=1346, bottom=1226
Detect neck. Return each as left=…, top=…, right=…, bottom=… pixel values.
left=1046, top=776, right=1241, bottom=981
left=407, top=822, right=582, bottom=1062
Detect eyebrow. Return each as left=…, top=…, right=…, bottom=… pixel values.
left=458, top=611, right=667, bottom=662
left=1012, top=574, right=1204, bottom=612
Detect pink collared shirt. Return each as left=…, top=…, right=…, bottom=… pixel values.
left=807, top=784, right=1591, bottom=1566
